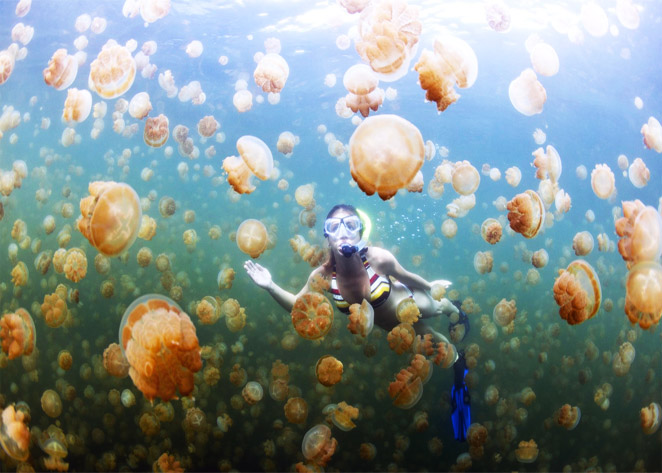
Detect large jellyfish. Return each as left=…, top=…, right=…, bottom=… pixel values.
left=119, top=294, right=202, bottom=402
left=349, top=114, right=424, bottom=200
left=291, top=293, right=334, bottom=340
left=615, top=199, right=662, bottom=268
left=77, top=181, right=142, bottom=256
left=223, top=135, right=273, bottom=194
left=553, top=260, right=601, bottom=325
left=506, top=190, right=545, bottom=238
left=88, top=40, right=137, bottom=99
left=625, top=261, right=662, bottom=330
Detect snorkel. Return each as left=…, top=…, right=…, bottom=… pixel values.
left=340, top=208, right=371, bottom=258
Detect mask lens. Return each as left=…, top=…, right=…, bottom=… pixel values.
left=324, top=218, right=341, bottom=235
left=343, top=216, right=361, bottom=232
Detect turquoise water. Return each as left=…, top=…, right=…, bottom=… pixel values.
left=0, top=0, right=661, bottom=471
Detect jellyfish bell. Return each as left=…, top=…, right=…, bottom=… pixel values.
left=144, top=114, right=169, bottom=148
left=223, top=135, right=273, bottom=194
left=236, top=219, right=268, bottom=258
left=509, top=68, right=546, bottom=116
left=628, top=158, right=650, bottom=188
left=0, top=308, right=35, bottom=360
left=641, top=116, right=662, bottom=152
left=253, top=53, right=289, bottom=93
left=301, top=424, right=337, bottom=466
left=515, top=439, right=539, bottom=463
left=451, top=161, right=480, bottom=195
left=349, top=114, right=425, bottom=200
left=641, top=402, right=661, bottom=435
left=553, top=259, right=602, bottom=325
left=0, top=405, right=30, bottom=461
left=530, top=42, right=559, bottom=77
left=88, top=41, right=137, bottom=99
left=625, top=261, right=662, bottom=330
left=506, top=190, right=545, bottom=238
left=62, top=88, right=93, bottom=124
left=615, top=200, right=662, bottom=267
left=590, top=164, right=615, bottom=199
left=291, top=293, right=334, bottom=340
left=43, top=49, right=78, bottom=90
left=347, top=299, right=374, bottom=337
left=77, top=181, right=142, bottom=256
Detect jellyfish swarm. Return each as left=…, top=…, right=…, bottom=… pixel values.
left=119, top=295, right=202, bottom=402
left=354, top=0, right=421, bottom=81
left=615, top=200, right=662, bottom=268
left=236, top=219, right=268, bottom=258
left=347, top=299, right=374, bottom=337
left=144, top=114, right=169, bottom=148
left=43, top=48, right=78, bottom=90
left=343, top=64, right=384, bottom=117
left=253, top=53, right=289, bottom=93
left=349, top=114, right=425, bottom=200
left=223, top=135, right=273, bottom=194
left=506, top=190, right=545, bottom=238
left=0, top=405, right=30, bottom=461
left=414, top=34, right=478, bottom=112
left=0, top=308, right=35, bottom=360
left=625, top=262, right=662, bottom=330
left=88, top=40, right=136, bottom=99
left=291, top=293, right=334, bottom=340
left=553, top=260, right=601, bottom=325
left=509, top=69, right=546, bottom=116
left=77, top=181, right=142, bottom=256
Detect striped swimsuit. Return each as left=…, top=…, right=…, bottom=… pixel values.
left=330, top=248, right=392, bottom=314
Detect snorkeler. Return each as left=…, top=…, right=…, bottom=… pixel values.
left=450, top=349, right=471, bottom=442
left=244, top=204, right=462, bottom=345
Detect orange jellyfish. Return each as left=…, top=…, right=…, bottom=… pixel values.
left=41, top=290, right=68, bottom=328
left=492, top=299, right=516, bottom=327
left=328, top=402, right=359, bottom=431
left=62, top=88, right=92, bottom=123
left=88, top=41, right=137, bottom=99
left=10, top=261, right=28, bottom=287
left=236, top=218, right=268, bottom=258
left=349, top=114, right=425, bottom=200
left=388, top=368, right=424, bottom=409
left=625, top=261, right=662, bottom=330
left=590, top=164, right=615, bottom=199
left=43, top=48, right=78, bottom=90
left=347, top=299, right=374, bottom=337
left=291, top=293, right=334, bottom=340
left=41, top=389, right=62, bottom=418
left=396, top=298, right=420, bottom=324
left=63, top=248, right=87, bottom=283
left=119, top=294, right=202, bottom=402
left=555, top=404, right=581, bottom=430
left=414, top=33, right=478, bottom=112
left=509, top=68, right=546, bottom=116
left=301, top=424, right=337, bottom=467
left=641, top=116, right=662, bottom=152
left=0, top=405, right=30, bottom=461
left=641, top=402, right=661, bottom=435
left=506, top=190, right=545, bottom=238
left=355, top=0, right=421, bottom=80
left=481, top=218, right=502, bottom=244
left=103, top=342, right=130, bottom=378
left=628, top=158, right=650, bottom=188
left=284, top=397, right=308, bottom=424
left=343, top=64, right=384, bottom=117
left=77, top=181, right=142, bottom=256
left=0, top=308, right=35, bottom=360
left=553, top=259, right=601, bottom=325
left=315, top=355, right=343, bottom=387
left=615, top=200, right=662, bottom=268
left=223, top=135, right=274, bottom=194
left=254, top=53, right=289, bottom=93
left=387, top=323, right=416, bottom=355
left=0, top=46, right=16, bottom=86
left=515, top=439, right=539, bottom=463
left=451, top=161, right=480, bottom=195
left=242, top=381, right=264, bottom=405
left=532, top=145, right=562, bottom=183
left=572, top=231, right=594, bottom=256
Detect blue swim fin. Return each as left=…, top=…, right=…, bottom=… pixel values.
left=450, top=350, right=471, bottom=442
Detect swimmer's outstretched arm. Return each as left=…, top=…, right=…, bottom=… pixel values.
left=244, top=260, right=296, bottom=312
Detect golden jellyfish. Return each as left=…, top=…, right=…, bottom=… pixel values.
left=43, top=48, right=78, bottom=90
left=628, top=157, right=650, bottom=188
left=41, top=290, right=67, bottom=328
left=284, top=397, right=308, bottom=424
left=530, top=42, right=559, bottom=77
left=57, top=350, right=72, bottom=370
left=572, top=231, right=594, bottom=256
left=276, top=131, right=297, bottom=155
left=158, top=196, right=176, bottom=218
left=441, top=218, right=458, bottom=238
left=291, top=292, right=334, bottom=340
left=253, top=53, right=289, bottom=93
left=480, top=218, right=502, bottom=244
left=388, top=368, right=424, bottom=409
left=640, top=402, right=661, bottom=435
left=316, top=355, right=343, bottom=387
left=492, top=298, right=516, bottom=327
left=128, top=92, right=152, bottom=119
left=62, top=88, right=92, bottom=124
left=88, top=41, right=136, bottom=99
left=242, top=381, right=264, bottom=405
left=615, top=200, right=662, bottom=267
left=223, top=135, right=274, bottom=194
left=515, top=439, right=539, bottom=463
left=63, top=248, right=87, bottom=283
left=0, top=405, right=30, bottom=461
left=328, top=402, right=359, bottom=431
left=531, top=249, right=548, bottom=268
left=640, top=116, right=662, bottom=152
left=590, top=164, right=615, bottom=199
left=506, top=190, right=545, bottom=238
left=41, top=389, right=63, bottom=418
left=10, top=261, right=28, bottom=287
left=222, top=298, right=246, bottom=332
left=625, top=261, right=662, bottom=330
left=343, top=64, right=384, bottom=117
left=408, top=354, right=432, bottom=384
left=119, top=294, right=202, bottom=402
left=103, top=342, right=129, bottom=378
left=508, top=68, right=546, bottom=116
left=414, top=33, right=478, bottom=112
left=77, top=181, right=142, bottom=256
left=355, top=0, right=421, bottom=80
left=347, top=299, right=374, bottom=337
left=451, top=161, right=480, bottom=195
left=236, top=218, right=268, bottom=258
left=140, top=0, right=171, bottom=23
left=217, top=267, right=235, bottom=290
left=555, top=404, right=581, bottom=430
left=294, top=183, right=315, bottom=209
left=196, top=296, right=221, bottom=325
left=197, top=115, right=218, bottom=138
left=396, top=298, right=420, bottom=324
left=532, top=145, right=562, bottom=183
left=553, top=259, right=601, bottom=325
left=0, top=46, right=16, bottom=86
left=349, top=114, right=424, bottom=200
left=0, top=308, right=35, bottom=360
left=301, top=424, right=338, bottom=467
left=473, top=250, right=493, bottom=275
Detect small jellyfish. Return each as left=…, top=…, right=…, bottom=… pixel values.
left=473, top=251, right=493, bottom=274
left=185, top=40, right=203, bottom=58
left=236, top=219, right=268, bottom=258
left=0, top=46, right=16, bottom=86
left=276, top=131, right=297, bottom=155
left=388, top=367, right=424, bottom=409
left=347, top=299, right=374, bottom=337
left=532, top=145, right=562, bottom=183
left=128, top=92, right=152, bottom=119
left=223, top=135, right=273, bottom=194
left=590, top=164, right=615, bottom=199
left=396, top=298, right=421, bottom=324
left=581, top=3, right=608, bottom=37
left=41, top=389, right=63, bottom=418
left=492, top=299, right=516, bottom=327
left=144, top=114, right=169, bottom=148
left=509, top=69, right=546, bottom=116
left=284, top=397, right=308, bottom=424
left=553, top=259, right=602, bottom=325
left=387, top=323, right=416, bottom=355
left=43, top=48, right=78, bottom=90
left=254, top=53, right=289, bottom=93
left=572, top=231, right=594, bottom=256
left=506, top=190, right=545, bottom=238
left=328, top=401, right=359, bottom=431
left=614, top=200, right=662, bottom=267
left=291, top=293, right=334, bottom=340
left=641, top=116, right=662, bottom=152
left=554, top=404, right=581, bottom=430
left=515, top=439, right=539, bottom=463
left=103, top=342, right=129, bottom=378
left=294, top=184, right=315, bottom=209
left=441, top=219, right=458, bottom=238
left=640, top=402, right=661, bottom=435
left=301, top=424, right=337, bottom=467
left=531, top=249, right=548, bottom=268
left=530, top=42, right=559, bottom=77
left=348, top=114, right=425, bottom=200
left=78, top=181, right=142, bottom=256
left=451, top=161, right=480, bottom=195
left=241, top=381, right=264, bottom=405
left=315, top=355, right=343, bottom=387
left=628, top=157, right=650, bottom=188
left=62, top=88, right=93, bottom=123
left=485, top=2, right=511, bottom=32
left=343, top=64, right=384, bottom=117
left=140, top=0, right=171, bottom=23
left=197, top=115, right=218, bottom=138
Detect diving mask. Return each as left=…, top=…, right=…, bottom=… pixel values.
left=323, top=215, right=362, bottom=238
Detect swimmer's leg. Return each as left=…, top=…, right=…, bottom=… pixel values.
left=412, top=288, right=458, bottom=319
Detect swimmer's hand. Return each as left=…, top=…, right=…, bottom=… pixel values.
left=244, top=260, right=272, bottom=289
left=438, top=298, right=460, bottom=317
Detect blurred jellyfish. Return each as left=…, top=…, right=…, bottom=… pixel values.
left=509, top=69, right=546, bottom=115
left=641, top=116, right=662, bottom=152
left=144, top=114, right=169, bottom=148
left=640, top=403, right=661, bottom=435
left=0, top=405, right=30, bottom=461
left=530, top=42, right=559, bottom=77
left=624, top=261, right=662, bottom=330
left=515, top=439, right=539, bottom=463
left=628, top=157, right=650, bottom=188
left=555, top=404, right=581, bottom=430
left=614, top=199, right=662, bottom=267
left=315, top=355, right=343, bottom=387
left=485, top=2, right=511, bottom=32
left=473, top=251, right=493, bottom=274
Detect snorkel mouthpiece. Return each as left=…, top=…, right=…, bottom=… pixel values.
left=341, top=244, right=358, bottom=258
